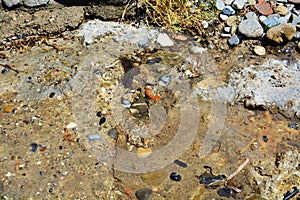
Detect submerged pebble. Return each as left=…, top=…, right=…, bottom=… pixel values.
left=30, top=143, right=38, bottom=152
left=108, top=128, right=118, bottom=140
left=87, top=134, right=101, bottom=141
left=135, top=188, right=153, bottom=200
left=1, top=67, right=10, bottom=74
left=217, top=187, right=233, bottom=197
left=146, top=57, right=162, bottom=64
left=173, top=159, right=188, bottom=168
left=170, top=172, right=182, bottom=181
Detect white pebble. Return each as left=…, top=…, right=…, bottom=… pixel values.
left=66, top=122, right=77, bottom=129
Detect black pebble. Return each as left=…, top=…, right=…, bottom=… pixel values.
left=30, top=143, right=38, bottom=152
left=173, top=159, right=188, bottom=168
left=217, top=187, right=233, bottom=197
left=262, top=135, right=268, bottom=143
left=170, top=172, right=182, bottom=181
left=96, top=111, right=102, bottom=118
left=288, top=123, right=299, bottom=130
left=1, top=67, right=10, bottom=74
left=146, top=57, right=162, bottom=64
left=135, top=188, right=153, bottom=200
left=108, top=128, right=118, bottom=140
left=99, top=117, right=106, bottom=125
left=283, top=186, right=299, bottom=200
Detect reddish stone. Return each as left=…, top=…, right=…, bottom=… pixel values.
left=288, top=0, right=300, bottom=4
left=254, top=1, right=273, bottom=16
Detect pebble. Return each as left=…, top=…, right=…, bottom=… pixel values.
left=170, top=172, right=182, bottom=181
left=216, top=0, right=225, bottom=10
left=87, top=134, right=101, bottom=141
left=223, top=6, right=236, bottom=15
left=288, top=122, right=299, bottom=130
left=159, top=75, right=171, bottom=86
left=96, top=111, right=102, bottom=117
left=173, top=159, right=188, bottom=168
left=224, top=0, right=234, bottom=5
left=254, top=0, right=273, bottom=16
left=254, top=45, right=266, bottom=55
left=245, top=12, right=258, bottom=20
left=262, top=135, right=268, bottom=142
left=233, top=0, right=246, bottom=9
left=1, top=67, right=10, bottom=74
left=238, top=19, right=264, bottom=37
left=108, top=128, right=118, bottom=140
left=274, top=5, right=289, bottom=16
left=189, top=46, right=206, bottom=54
left=156, top=33, right=174, bottom=47
left=226, top=16, right=239, bottom=27
left=262, top=16, right=281, bottom=28
left=202, top=20, right=209, bottom=28
left=2, top=0, right=20, bottom=7
left=66, top=122, right=77, bottom=129
left=228, top=34, right=241, bottom=45
left=121, top=99, right=131, bottom=108
left=30, top=143, right=38, bottom=152
left=217, top=187, right=233, bottom=197
left=138, top=37, right=149, bottom=48
left=99, top=117, right=106, bottom=125
left=135, top=188, right=153, bottom=200
left=220, top=14, right=229, bottom=21
left=146, top=57, right=162, bottom=64
left=3, top=105, right=13, bottom=113
left=224, top=26, right=231, bottom=33
left=266, top=23, right=296, bottom=43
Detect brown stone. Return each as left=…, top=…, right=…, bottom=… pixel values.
left=3, top=105, right=13, bottom=113
left=274, top=5, right=289, bottom=16
left=266, top=23, right=296, bottom=43
left=254, top=1, right=273, bottom=16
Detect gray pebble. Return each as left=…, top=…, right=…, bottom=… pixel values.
left=262, top=17, right=281, bottom=28
left=121, top=99, right=131, bottom=108
left=138, top=37, right=149, bottom=48
left=108, top=128, right=118, bottom=140
left=2, top=0, right=20, bottom=7
left=156, top=33, right=174, bottom=47
left=238, top=19, right=264, bottom=38
left=189, top=45, right=206, bottom=54
left=216, top=0, right=225, bottom=10
left=87, top=134, right=101, bottom=141
left=228, top=34, right=241, bottom=45
left=224, top=0, right=234, bottom=5
left=233, top=0, right=245, bottom=9
left=159, top=75, right=171, bottom=86
left=292, top=14, right=300, bottom=26
left=135, top=188, right=153, bottom=200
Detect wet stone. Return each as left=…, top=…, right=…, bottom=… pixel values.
left=108, top=128, right=118, bottom=140
left=173, top=159, right=188, bottom=168
left=135, top=188, right=153, bottom=200
left=254, top=45, right=266, bottom=55
left=1, top=67, right=9, bottom=74
left=87, top=134, right=101, bottom=141
left=217, top=187, right=234, bottom=197
left=30, top=143, right=38, bottom=152
left=222, top=6, right=236, bottom=15
left=170, top=172, right=182, bottom=181
left=262, top=135, right=268, bottom=142
left=138, top=37, right=149, bottom=48
left=228, top=35, right=241, bottom=46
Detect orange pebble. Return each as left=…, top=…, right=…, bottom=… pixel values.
left=124, top=188, right=131, bottom=195
left=145, top=88, right=160, bottom=100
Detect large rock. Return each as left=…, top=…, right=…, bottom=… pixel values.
left=238, top=19, right=264, bottom=37
left=23, top=0, right=49, bottom=7
left=2, top=0, right=21, bottom=7
left=266, top=23, right=296, bottom=43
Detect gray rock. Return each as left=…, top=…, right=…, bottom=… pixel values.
left=23, top=0, right=49, bottom=7
left=135, top=188, right=153, bottom=200
left=262, top=16, right=281, bottom=28
left=233, top=0, right=245, bottom=9
left=2, top=0, right=20, bottom=7
left=278, top=17, right=288, bottom=24
left=216, top=0, right=225, bottom=10
left=138, top=37, right=149, bottom=48
left=108, top=128, right=118, bottom=140
left=238, top=19, right=264, bottom=37
left=228, top=34, right=241, bottom=45
left=87, top=134, right=101, bottom=141
left=224, top=0, right=234, bottom=5
left=292, top=14, right=300, bottom=25
left=222, top=6, right=236, bottom=15
left=156, top=33, right=174, bottom=47
left=245, top=12, right=258, bottom=20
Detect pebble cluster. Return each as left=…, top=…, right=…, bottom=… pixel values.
left=215, top=0, right=300, bottom=50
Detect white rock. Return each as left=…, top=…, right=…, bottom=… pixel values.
left=220, top=14, right=229, bottom=21
left=253, top=46, right=266, bottom=55
left=23, top=0, right=49, bottom=7
left=156, top=33, right=174, bottom=47
left=66, top=122, right=77, bottom=129
left=2, top=0, right=20, bottom=7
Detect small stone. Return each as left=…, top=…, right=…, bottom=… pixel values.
left=137, top=148, right=152, bottom=157
left=298, top=42, right=300, bottom=51
left=217, top=187, right=233, bottom=197
left=266, top=23, right=296, bottom=43
left=254, top=0, right=273, bottom=16
left=3, top=105, right=13, bottom=113
left=87, top=134, right=101, bottom=141
left=23, top=0, right=49, bottom=7
left=189, top=46, right=206, bottom=54
left=99, top=117, right=106, bottom=125
left=146, top=57, right=162, bottom=64
left=220, top=14, right=229, bottom=21
left=138, top=37, right=149, bottom=48
left=233, top=0, right=245, bottom=9
left=226, top=16, right=239, bottom=26
left=1, top=67, right=10, bottom=74
left=159, top=75, right=171, bottom=86
left=262, top=135, right=268, bottom=142
left=172, top=34, right=187, bottom=41
left=274, top=5, right=289, bottom=16
left=238, top=19, right=264, bottom=37
left=121, top=99, right=131, bottom=108
left=222, top=6, right=236, bottom=15
left=216, top=0, right=225, bottom=10
left=253, top=45, right=266, bottom=55
left=30, top=143, right=38, bottom=152
left=66, top=122, right=77, bottom=129
left=245, top=12, right=258, bottom=20
left=221, top=33, right=232, bottom=37
left=135, top=188, right=153, bottom=200
left=173, top=159, right=188, bottom=168
left=224, top=26, right=231, bottom=33
left=202, top=20, right=209, bottom=28
left=2, top=0, right=21, bottom=7
left=156, top=33, right=174, bottom=47
left=170, top=172, right=182, bottom=181
left=228, top=34, right=241, bottom=45
left=262, top=16, right=281, bottom=28
left=248, top=0, right=256, bottom=5
left=108, top=128, right=118, bottom=140
left=224, top=0, right=234, bottom=5
left=96, top=111, right=102, bottom=117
